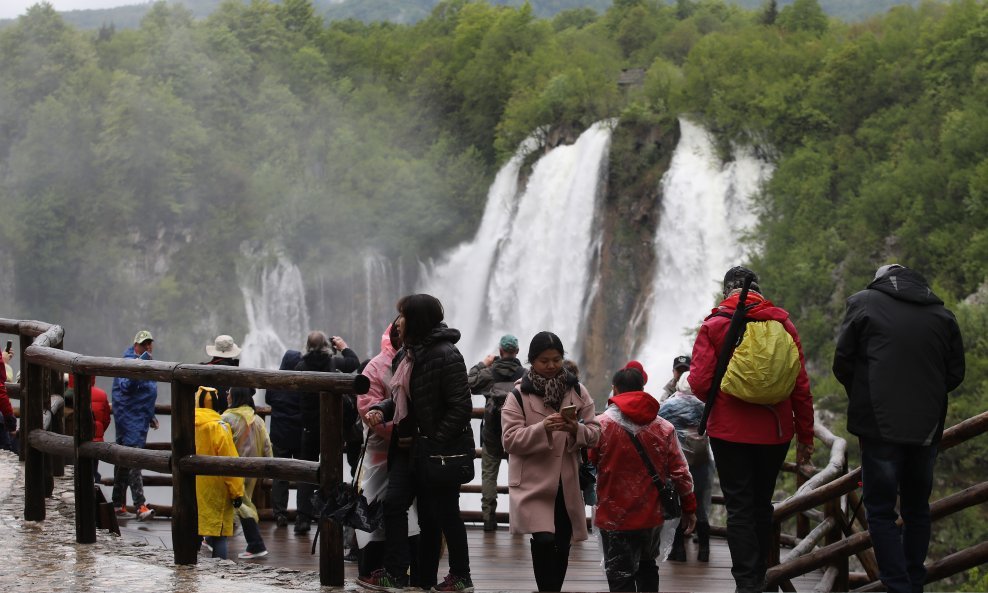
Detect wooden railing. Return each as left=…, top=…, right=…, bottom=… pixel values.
left=765, top=411, right=988, bottom=591
left=0, top=317, right=368, bottom=587
left=3, top=316, right=986, bottom=591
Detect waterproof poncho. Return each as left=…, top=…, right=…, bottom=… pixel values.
left=590, top=391, right=696, bottom=532
left=222, top=404, right=272, bottom=521
left=111, top=345, right=158, bottom=447
left=195, top=407, right=244, bottom=537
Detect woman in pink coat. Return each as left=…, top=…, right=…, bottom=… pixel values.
left=501, top=331, right=601, bottom=592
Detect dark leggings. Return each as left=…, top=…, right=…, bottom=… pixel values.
left=532, top=482, right=573, bottom=548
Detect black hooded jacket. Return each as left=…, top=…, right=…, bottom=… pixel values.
left=264, top=349, right=303, bottom=452
left=377, top=323, right=473, bottom=444
left=833, top=267, right=965, bottom=445
left=296, top=346, right=360, bottom=436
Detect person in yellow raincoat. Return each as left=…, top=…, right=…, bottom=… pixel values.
left=195, top=386, right=244, bottom=559
left=222, top=386, right=273, bottom=559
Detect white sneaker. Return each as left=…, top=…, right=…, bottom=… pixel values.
left=238, top=549, right=269, bottom=559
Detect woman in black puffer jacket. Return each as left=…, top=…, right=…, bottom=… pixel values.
left=363, top=294, right=474, bottom=593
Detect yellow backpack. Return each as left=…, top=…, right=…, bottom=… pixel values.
left=720, top=319, right=800, bottom=405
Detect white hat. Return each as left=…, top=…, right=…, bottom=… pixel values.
left=206, top=335, right=241, bottom=359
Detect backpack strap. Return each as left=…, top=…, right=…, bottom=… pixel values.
left=512, top=388, right=525, bottom=421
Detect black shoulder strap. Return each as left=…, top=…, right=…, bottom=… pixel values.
left=512, top=388, right=525, bottom=421
left=623, top=427, right=665, bottom=495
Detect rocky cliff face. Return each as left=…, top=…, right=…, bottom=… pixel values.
left=579, top=119, right=678, bottom=399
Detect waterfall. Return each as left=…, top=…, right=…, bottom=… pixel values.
left=420, top=121, right=613, bottom=365
left=361, top=252, right=409, bottom=359
left=634, top=119, right=774, bottom=388
left=239, top=246, right=310, bottom=374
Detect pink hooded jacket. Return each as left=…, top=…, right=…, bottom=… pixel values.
left=359, top=324, right=399, bottom=444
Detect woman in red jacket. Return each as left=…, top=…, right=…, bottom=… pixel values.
left=688, top=266, right=814, bottom=593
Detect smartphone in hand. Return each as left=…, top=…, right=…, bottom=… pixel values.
left=561, top=405, right=577, bottom=421
left=5, top=340, right=11, bottom=353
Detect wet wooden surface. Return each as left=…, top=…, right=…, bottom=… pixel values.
left=119, top=516, right=823, bottom=591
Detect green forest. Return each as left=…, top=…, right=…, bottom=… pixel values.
left=0, top=0, right=924, bottom=30
left=0, top=0, right=986, bottom=587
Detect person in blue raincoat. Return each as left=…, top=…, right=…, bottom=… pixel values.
left=110, top=329, right=159, bottom=521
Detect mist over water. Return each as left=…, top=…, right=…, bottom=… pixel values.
left=361, top=252, right=409, bottom=357
left=230, top=119, right=771, bottom=397
left=420, top=122, right=614, bottom=365
left=238, top=246, right=310, bottom=373
left=634, top=118, right=773, bottom=387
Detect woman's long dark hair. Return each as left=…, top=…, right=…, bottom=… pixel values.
left=229, top=386, right=257, bottom=410
left=397, top=293, right=444, bottom=345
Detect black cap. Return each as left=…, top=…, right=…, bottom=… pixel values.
left=723, top=266, right=760, bottom=295
left=673, top=355, right=691, bottom=371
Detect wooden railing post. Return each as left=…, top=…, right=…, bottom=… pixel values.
left=171, top=381, right=198, bottom=565
left=73, top=372, right=96, bottom=543
left=796, top=471, right=809, bottom=539
left=319, top=389, right=343, bottom=587
left=17, top=334, right=29, bottom=462
left=23, top=356, right=46, bottom=521
left=42, top=363, right=55, bottom=496
left=49, top=347, right=65, bottom=478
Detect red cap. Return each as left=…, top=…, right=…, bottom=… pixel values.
left=623, top=360, right=648, bottom=385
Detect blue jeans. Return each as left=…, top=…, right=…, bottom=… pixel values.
left=205, top=535, right=228, bottom=559
left=241, top=517, right=266, bottom=553
left=860, top=437, right=938, bottom=593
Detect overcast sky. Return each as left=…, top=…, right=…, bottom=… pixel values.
left=0, top=1, right=148, bottom=20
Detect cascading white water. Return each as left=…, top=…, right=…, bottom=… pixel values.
left=420, top=122, right=613, bottom=365
left=361, top=252, right=408, bottom=359
left=634, top=118, right=774, bottom=387
left=239, top=247, right=310, bottom=373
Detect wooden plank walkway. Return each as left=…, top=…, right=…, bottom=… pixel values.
left=118, top=516, right=823, bottom=591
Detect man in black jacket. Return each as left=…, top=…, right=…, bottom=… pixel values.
left=265, top=349, right=303, bottom=528
left=294, top=330, right=360, bottom=534
left=833, top=264, right=965, bottom=593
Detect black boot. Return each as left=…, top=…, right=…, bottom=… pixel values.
left=668, top=525, right=687, bottom=561
left=554, top=544, right=570, bottom=591
left=697, top=521, right=710, bottom=562
left=530, top=538, right=557, bottom=592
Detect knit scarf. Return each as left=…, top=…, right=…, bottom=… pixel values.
left=389, top=349, right=415, bottom=426
left=528, top=369, right=569, bottom=411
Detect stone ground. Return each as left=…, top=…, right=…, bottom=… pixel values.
left=0, top=451, right=354, bottom=592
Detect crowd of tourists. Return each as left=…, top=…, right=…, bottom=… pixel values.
left=2, top=262, right=962, bottom=593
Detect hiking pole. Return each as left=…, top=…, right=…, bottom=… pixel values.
left=698, top=272, right=755, bottom=435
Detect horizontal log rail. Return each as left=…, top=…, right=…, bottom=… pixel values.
left=781, top=516, right=836, bottom=564
left=178, top=455, right=318, bottom=484
left=8, top=319, right=368, bottom=587
left=768, top=478, right=988, bottom=587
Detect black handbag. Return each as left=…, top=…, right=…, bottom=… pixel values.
left=623, top=428, right=683, bottom=519
left=414, top=427, right=476, bottom=486
left=578, top=447, right=597, bottom=491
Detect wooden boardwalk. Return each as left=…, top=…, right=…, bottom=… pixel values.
left=119, top=516, right=823, bottom=591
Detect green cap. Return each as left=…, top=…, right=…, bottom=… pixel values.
left=499, top=334, right=519, bottom=351
left=133, top=330, right=154, bottom=344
